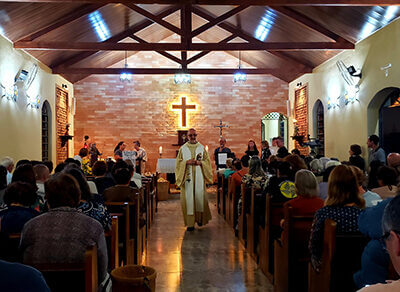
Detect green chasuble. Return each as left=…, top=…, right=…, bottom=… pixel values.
left=175, top=142, right=213, bottom=227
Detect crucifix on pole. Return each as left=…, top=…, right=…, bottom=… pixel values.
left=214, top=120, right=229, bottom=139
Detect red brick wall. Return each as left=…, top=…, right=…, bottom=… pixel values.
left=73, top=75, right=288, bottom=172
left=294, top=86, right=309, bottom=155
left=56, top=87, right=69, bottom=164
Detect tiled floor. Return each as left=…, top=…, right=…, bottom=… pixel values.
left=144, top=187, right=273, bottom=292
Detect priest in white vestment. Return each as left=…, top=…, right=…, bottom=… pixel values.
left=175, top=128, right=213, bottom=231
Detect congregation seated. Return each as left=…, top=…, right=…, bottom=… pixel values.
left=223, top=158, right=235, bottom=179
left=54, top=162, right=67, bottom=173
left=241, top=156, right=267, bottom=189
left=371, top=166, right=398, bottom=199
left=367, top=160, right=384, bottom=189
left=104, top=167, right=139, bottom=202
left=264, top=161, right=296, bottom=203
left=309, top=165, right=365, bottom=271
left=64, top=166, right=112, bottom=231
left=20, top=173, right=109, bottom=288
left=387, top=152, right=400, bottom=176
left=33, top=164, right=50, bottom=201
left=350, top=166, right=382, bottom=207
left=353, top=195, right=394, bottom=289
left=349, top=144, right=365, bottom=171
left=124, top=159, right=142, bottom=188
left=318, top=165, right=336, bottom=200
left=92, top=161, right=115, bottom=195
left=309, top=158, right=324, bottom=182
left=282, top=169, right=324, bottom=220
left=11, top=164, right=43, bottom=211
left=0, top=156, right=14, bottom=185
left=0, top=260, right=50, bottom=292
left=360, top=195, right=400, bottom=291
left=0, top=165, right=7, bottom=204
left=0, top=182, right=39, bottom=234
left=282, top=154, right=307, bottom=180
left=231, top=158, right=247, bottom=188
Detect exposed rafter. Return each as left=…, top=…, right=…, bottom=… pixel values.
left=124, top=3, right=181, bottom=35
left=130, top=35, right=182, bottom=65
left=191, top=6, right=315, bottom=71
left=191, top=4, right=250, bottom=38
left=17, top=4, right=105, bottom=42
left=1, top=0, right=399, bottom=6
left=50, top=5, right=180, bottom=70
left=52, top=67, right=288, bottom=75
left=269, top=6, right=352, bottom=43
left=14, top=41, right=353, bottom=51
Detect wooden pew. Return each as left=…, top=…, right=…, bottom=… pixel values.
left=146, top=174, right=157, bottom=225
left=258, top=196, right=284, bottom=282
left=217, top=172, right=223, bottom=215
left=308, top=219, right=368, bottom=292
left=0, top=232, right=22, bottom=262
left=238, top=183, right=247, bottom=247
left=106, top=200, right=141, bottom=265
left=104, top=216, right=119, bottom=270
left=226, top=176, right=235, bottom=228
left=29, top=245, right=98, bottom=292
left=274, top=206, right=314, bottom=292
left=246, top=187, right=262, bottom=260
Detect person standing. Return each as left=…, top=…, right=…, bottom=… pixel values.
left=114, top=141, right=127, bottom=161
left=214, top=138, right=232, bottom=169
left=133, top=140, right=147, bottom=175
left=175, top=128, right=213, bottom=231
left=83, top=135, right=90, bottom=149
left=89, top=142, right=102, bottom=167
left=261, top=140, right=272, bottom=171
left=367, top=134, right=386, bottom=166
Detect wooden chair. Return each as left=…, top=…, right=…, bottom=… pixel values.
left=0, top=232, right=22, bottom=262
left=246, top=187, right=262, bottom=260
left=258, top=196, right=284, bottom=282
left=104, top=216, right=119, bottom=270
left=106, top=200, right=141, bottom=265
left=308, top=219, right=368, bottom=292
left=29, top=245, right=98, bottom=292
left=274, top=206, right=314, bottom=292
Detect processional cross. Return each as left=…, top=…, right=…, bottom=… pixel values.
left=214, top=120, right=229, bottom=138
left=172, top=97, right=196, bottom=128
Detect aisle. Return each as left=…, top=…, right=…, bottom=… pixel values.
left=144, top=187, right=273, bottom=291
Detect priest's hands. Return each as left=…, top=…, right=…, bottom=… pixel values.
left=186, top=159, right=202, bottom=166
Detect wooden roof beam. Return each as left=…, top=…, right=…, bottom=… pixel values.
left=52, top=67, right=293, bottom=75
left=17, top=4, right=105, bottom=42
left=192, top=6, right=315, bottom=70
left=130, top=35, right=182, bottom=64
left=2, top=0, right=400, bottom=6
left=124, top=3, right=181, bottom=35
left=270, top=6, right=352, bottom=43
left=191, top=4, right=250, bottom=38
left=187, top=33, right=238, bottom=65
left=50, top=5, right=180, bottom=69
left=14, top=41, right=354, bottom=51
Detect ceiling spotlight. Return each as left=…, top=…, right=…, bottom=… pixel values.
left=174, top=73, right=191, bottom=84
left=120, top=51, right=132, bottom=82
left=233, top=51, right=247, bottom=83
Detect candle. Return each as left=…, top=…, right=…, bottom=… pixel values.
left=159, top=146, right=162, bottom=154
left=205, top=145, right=209, bottom=152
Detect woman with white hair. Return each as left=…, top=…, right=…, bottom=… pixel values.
left=284, top=169, right=324, bottom=216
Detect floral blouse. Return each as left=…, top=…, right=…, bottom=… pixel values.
left=77, top=200, right=112, bottom=231
left=241, top=173, right=268, bottom=190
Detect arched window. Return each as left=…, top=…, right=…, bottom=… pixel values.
left=42, top=101, right=51, bottom=161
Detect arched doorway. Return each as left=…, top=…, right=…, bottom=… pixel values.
left=368, top=87, right=400, bottom=154
left=41, top=100, right=51, bottom=161
left=261, top=112, right=288, bottom=147
left=312, top=100, right=325, bottom=156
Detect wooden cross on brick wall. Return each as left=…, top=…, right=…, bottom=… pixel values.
left=172, top=97, right=196, bottom=128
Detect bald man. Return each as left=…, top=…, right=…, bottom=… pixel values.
left=387, top=153, right=400, bottom=176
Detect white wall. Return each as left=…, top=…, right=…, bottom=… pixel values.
left=288, top=18, right=400, bottom=162
left=0, top=34, right=74, bottom=164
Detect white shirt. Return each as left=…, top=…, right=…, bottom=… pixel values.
left=6, top=172, right=12, bottom=185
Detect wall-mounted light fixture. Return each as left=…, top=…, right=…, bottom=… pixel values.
left=381, top=63, right=392, bottom=77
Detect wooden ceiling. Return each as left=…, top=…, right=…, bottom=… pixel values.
left=0, top=1, right=399, bottom=83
